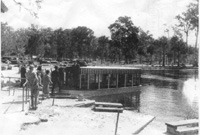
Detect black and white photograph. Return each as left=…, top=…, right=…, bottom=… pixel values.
left=1, top=0, right=199, bottom=135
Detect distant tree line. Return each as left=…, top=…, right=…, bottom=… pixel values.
left=1, top=0, right=198, bottom=67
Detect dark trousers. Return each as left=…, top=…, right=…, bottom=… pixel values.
left=51, top=80, right=61, bottom=95
left=21, top=78, right=26, bottom=87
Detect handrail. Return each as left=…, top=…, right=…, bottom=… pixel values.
left=1, top=76, right=29, bottom=111
left=1, top=76, right=25, bottom=79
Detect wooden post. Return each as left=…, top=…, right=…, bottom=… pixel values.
left=52, top=97, right=55, bottom=106
left=131, top=74, right=134, bottom=87
left=9, top=77, right=11, bottom=96
left=64, top=72, right=66, bottom=84
left=98, top=74, right=100, bottom=89
left=79, top=74, right=82, bottom=89
left=136, top=74, right=138, bottom=85
left=25, top=85, right=28, bottom=103
left=138, top=71, right=141, bottom=85
left=115, top=112, right=120, bottom=135
left=124, top=74, right=127, bottom=87
left=108, top=74, right=110, bottom=89
left=22, top=86, right=24, bottom=111
left=116, top=74, right=118, bottom=88
left=87, top=74, right=90, bottom=89
left=27, top=86, right=29, bottom=99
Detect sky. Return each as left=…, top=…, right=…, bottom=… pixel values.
left=1, top=0, right=196, bottom=45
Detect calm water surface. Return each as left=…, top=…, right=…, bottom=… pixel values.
left=141, top=69, right=198, bottom=122
left=91, top=69, right=199, bottom=123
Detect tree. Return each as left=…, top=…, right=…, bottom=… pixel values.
left=96, top=36, right=110, bottom=63
left=157, top=36, right=169, bottom=67
left=186, top=0, right=199, bottom=66
left=90, top=37, right=99, bottom=60
left=108, top=16, right=139, bottom=63
left=39, top=27, right=54, bottom=58
left=1, top=23, right=29, bottom=57
left=53, top=28, right=66, bottom=59
left=175, top=12, right=193, bottom=46
left=187, top=0, right=199, bottom=47
left=1, top=23, right=15, bottom=55
left=170, top=36, right=187, bottom=67
left=63, top=29, right=72, bottom=59
left=146, top=40, right=155, bottom=65
left=13, top=28, right=29, bottom=57
left=71, top=26, right=94, bottom=59
left=137, top=29, right=153, bottom=63
left=108, top=40, right=122, bottom=63
left=25, top=24, right=41, bottom=58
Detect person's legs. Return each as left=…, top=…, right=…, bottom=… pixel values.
left=30, top=88, right=34, bottom=109
left=51, top=81, right=55, bottom=95
left=31, top=95, right=34, bottom=109
left=58, top=80, right=62, bottom=92
left=33, top=90, right=39, bottom=109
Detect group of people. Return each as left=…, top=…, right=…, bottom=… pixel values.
left=20, top=61, right=81, bottom=110
left=21, top=65, right=52, bottom=110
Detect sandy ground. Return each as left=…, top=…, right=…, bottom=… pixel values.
left=1, top=66, right=168, bottom=135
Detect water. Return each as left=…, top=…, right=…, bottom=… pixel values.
left=140, top=69, right=199, bottom=122
left=90, top=69, right=199, bottom=123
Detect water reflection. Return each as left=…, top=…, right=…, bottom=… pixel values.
left=182, top=77, right=199, bottom=105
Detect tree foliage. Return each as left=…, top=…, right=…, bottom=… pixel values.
left=71, top=26, right=94, bottom=59
left=108, top=16, right=139, bottom=63
left=1, top=14, right=197, bottom=66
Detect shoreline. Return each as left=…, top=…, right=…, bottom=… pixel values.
left=0, top=87, right=156, bottom=135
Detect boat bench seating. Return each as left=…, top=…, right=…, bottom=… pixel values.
left=165, top=119, right=199, bottom=135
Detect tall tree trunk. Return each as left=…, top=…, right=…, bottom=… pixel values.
left=173, top=51, right=176, bottom=66
left=140, top=55, right=142, bottom=64
left=178, top=50, right=180, bottom=67
left=162, top=47, right=165, bottom=67
left=185, top=32, right=189, bottom=46
left=194, top=27, right=199, bottom=66
left=150, top=55, right=152, bottom=65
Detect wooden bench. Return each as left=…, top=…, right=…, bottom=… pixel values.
left=95, top=102, right=123, bottom=108
left=165, top=119, right=199, bottom=135
left=94, top=107, right=123, bottom=113
left=177, top=127, right=198, bottom=135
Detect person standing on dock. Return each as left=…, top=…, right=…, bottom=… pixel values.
left=37, top=66, right=44, bottom=80
left=65, top=65, right=71, bottom=88
left=20, top=63, right=26, bottom=87
left=24, top=65, right=39, bottom=110
left=43, top=70, right=52, bottom=98
left=71, top=61, right=80, bottom=89
left=58, top=65, right=65, bottom=89
left=51, top=66, right=61, bottom=95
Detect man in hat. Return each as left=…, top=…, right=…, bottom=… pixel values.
left=51, top=66, right=60, bottom=95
